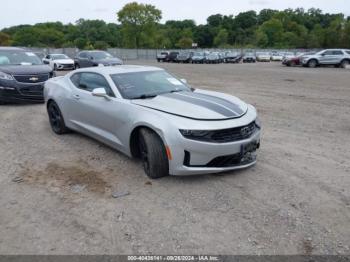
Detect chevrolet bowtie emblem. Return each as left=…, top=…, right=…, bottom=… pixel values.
left=29, top=77, right=39, bottom=81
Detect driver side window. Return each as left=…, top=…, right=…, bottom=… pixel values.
left=70, top=73, right=115, bottom=97
left=323, top=51, right=333, bottom=56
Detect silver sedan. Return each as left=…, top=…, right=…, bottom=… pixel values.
left=44, top=65, right=261, bottom=178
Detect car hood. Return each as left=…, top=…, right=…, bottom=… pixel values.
left=94, top=58, right=123, bottom=65
left=131, top=90, right=248, bottom=120
left=54, top=59, right=74, bottom=64
left=0, top=64, right=53, bottom=75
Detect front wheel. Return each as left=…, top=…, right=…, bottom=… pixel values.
left=47, top=101, right=69, bottom=135
left=341, top=60, right=349, bottom=69
left=139, top=128, right=169, bottom=179
left=307, top=59, right=317, bottom=68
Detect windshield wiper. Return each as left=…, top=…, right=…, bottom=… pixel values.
left=169, top=89, right=184, bottom=93
left=132, top=94, right=158, bottom=99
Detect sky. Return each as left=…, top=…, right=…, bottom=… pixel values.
left=1, top=0, right=349, bottom=29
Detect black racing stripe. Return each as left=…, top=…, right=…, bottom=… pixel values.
left=162, top=92, right=237, bottom=117
left=183, top=92, right=244, bottom=115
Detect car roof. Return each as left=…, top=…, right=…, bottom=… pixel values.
left=76, top=65, right=164, bottom=74
left=0, top=47, right=25, bottom=51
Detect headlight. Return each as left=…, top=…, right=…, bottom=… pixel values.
left=179, top=129, right=211, bottom=138
left=0, top=71, right=14, bottom=81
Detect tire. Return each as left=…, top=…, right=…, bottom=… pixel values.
left=138, top=128, right=169, bottom=179
left=75, top=63, right=80, bottom=69
left=157, top=59, right=160, bottom=62
left=340, top=59, right=350, bottom=69
left=47, top=101, right=69, bottom=135
left=53, top=64, right=57, bottom=71
left=307, top=59, right=317, bottom=68
left=290, top=61, right=296, bottom=67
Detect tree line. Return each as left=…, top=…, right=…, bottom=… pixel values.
left=1, top=2, right=350, bottom=49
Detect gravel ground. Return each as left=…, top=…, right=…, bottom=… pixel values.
left=0, top=61, right=349, bottom=255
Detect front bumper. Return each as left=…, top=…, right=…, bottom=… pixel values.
left=0, top=81, right=44, bottom=103
left=243, top=58, right=255, bottom=62
left=226, top=58, right=241, bottom=63
left=168, top=128, right=261, bottom=176
left=56, top=63, right=75, bottom=70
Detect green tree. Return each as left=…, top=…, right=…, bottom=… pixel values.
left=214, top=28, right=228, bottom=47
left=258, top=18, right=284, bottom=47
left=0, top=32, right=11, bottom=45
left=176, top=37, right=193, bottom=48
left=117, top=2, right=161, bottom=48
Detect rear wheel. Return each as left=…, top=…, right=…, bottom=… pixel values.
left=307, top=59, right=317, bottom=68
left=138, top=128, right=169, bottom=179
left=340, top=59, right=349, bottom=69
left=47, top=101, right=69, bottom=135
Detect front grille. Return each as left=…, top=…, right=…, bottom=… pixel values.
left=182, top=122, right=259, bottom=143
left=19, top=85, right=44, bottom=96
left=211, top=122, right=257, bottom=143
left=13, top=74, right=49, bottom=83
left=183, top=150, right=257, bottom=168
left=206, top=153, right=242, bottom=167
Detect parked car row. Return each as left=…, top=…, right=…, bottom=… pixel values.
left=43, top=50, right=123, bottom=71
left=282, top=49, right=350, bottom=69
left=157, top=49, right=350, bottom=68
left=156, top=50, right=308, bottom=64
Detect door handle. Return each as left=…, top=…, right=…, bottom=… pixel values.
left=73, top=94, right=80, bottom=100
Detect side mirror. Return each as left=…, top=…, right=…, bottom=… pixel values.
left=180, top=79, right=187, bottom=84
left=92, top=88, right=110, bottom=100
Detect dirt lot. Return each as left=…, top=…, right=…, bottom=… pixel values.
left=0, top=61, right=349, bottom=255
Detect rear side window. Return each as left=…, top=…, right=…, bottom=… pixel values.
left=346, top=51, right=350, bottom=55
left=332, top=50, right=343, bottom=55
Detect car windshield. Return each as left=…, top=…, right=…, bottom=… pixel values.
left=90, top=51, right=113, bottom=60
left=0, top=50, right=42, bottom=65
left=257, top=52, right=269, bottom=56
left=194, top=52, right=204, bottom=56
left=245, top=53, right=254, bottom=56
left=110, top=70, right=190, bottom=99
left=51, top=54, right=69, bottom=60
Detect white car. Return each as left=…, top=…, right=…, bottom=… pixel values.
left=256, top=52, right=271, bottom=62
left=43, top=54, right=75, bottom=71
left=44, top=65, right=261, bottom=178
left=270, top=52, right=284, bottom=61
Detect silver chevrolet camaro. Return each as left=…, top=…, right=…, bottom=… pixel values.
left=44, top=65, right=261, bottom=178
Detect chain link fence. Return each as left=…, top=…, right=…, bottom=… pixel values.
left=26, top=47, right=316, bottom=61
